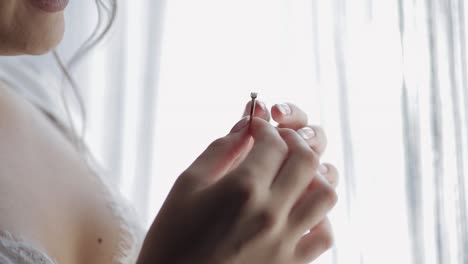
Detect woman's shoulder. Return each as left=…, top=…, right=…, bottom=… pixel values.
left=0, top=80, right=49, bottom=156
left=0, top=81, right=82, bottom=264
left=0, top=79, right=47, bottom=135
left=0, top=80, right=22, bottom=122
left=0, top=82, right=30, bottom=224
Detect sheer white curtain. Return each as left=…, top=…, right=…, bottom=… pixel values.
left=58, top=0, right=167, bottom=224
left=70, top=0, right=468, bottom=263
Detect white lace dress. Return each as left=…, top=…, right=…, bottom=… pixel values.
left=0, top=56, right=146, bottom=264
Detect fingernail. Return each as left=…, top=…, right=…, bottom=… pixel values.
left=258, top=101, right=267, bottom=111
left=318, top=164, right=328, bottom=175
left=244, top=101, right=266, bottom=117
left=230, top=116, right=250, bottom=133
left=277, top=103, right=292, bottom=116
left=298, top=127, right=316, bottom=140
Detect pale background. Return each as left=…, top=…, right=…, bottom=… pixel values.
left=51, top=0, right=468, bottom=263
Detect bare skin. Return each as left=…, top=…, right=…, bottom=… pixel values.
left=0, top=78, right=338, bottom=263
left=0, top=81, right=123, bottom=264
left=0, top=1, right=339, bottom=263
left=0, top=1, right=64, bottom=55
left=137, top=104, right=338, bottom=264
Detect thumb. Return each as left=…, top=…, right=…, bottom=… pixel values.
left=181, top=116, right=252, bottom=191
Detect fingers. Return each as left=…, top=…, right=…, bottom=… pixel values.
left=215, top=116, right=337, bottom=263
left=226, top=137, right=254, bottom=174
left=272, top=103, right=308, bottom=130
left=288, top=175, right=338, bottom=239
left=244, top=100, right=327, bottom=156
left=318, top=163, right=339, bottom=188
left=271, top=128, right=320, bottom=212
left=291, top=163, right=338, bottom=217
left=227, top=117, right=289, bottom=187
left=242, top=100, right=270, bottom=121
left=180, top=117, right=252, bottom=191
left=295, top=218, right=334, bottom=263
left=296, top=125, right=328, bottom=156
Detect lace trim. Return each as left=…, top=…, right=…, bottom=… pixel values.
left=0, top=124, right=145, bottom=264
left=0, top=231, right=56, bottom=264
left=0, top=175, right=145, bottom=264
left=0, top=77, right=146, bottom=263
left=86, top=157, right=145, bottom=264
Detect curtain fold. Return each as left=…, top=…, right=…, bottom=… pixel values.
left=303, top=0, right=467, bottom=263
left=398, top=1, right=426, bottom=263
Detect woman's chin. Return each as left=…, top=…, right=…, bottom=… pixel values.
left=26, top=32, right=64, bottom=55
left=2, top=31, right=64, bottom=56
left=0, top=4, right=65, bottom=56
left=24, top=15, right=65, bottom=55
left=2, top=25, right=64, bottom=56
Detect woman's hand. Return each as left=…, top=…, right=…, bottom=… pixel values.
left=230, top=100, right=337, bottom=186
left=239, top=100, right=339, bottom=260
left=137, top=112, right=338, bottom=264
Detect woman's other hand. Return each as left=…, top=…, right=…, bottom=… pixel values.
left=231, top=101, right=335, bottom=183
left=137, top=115, right=338, bottom=264
left=246, top=100, right=329, bottom=155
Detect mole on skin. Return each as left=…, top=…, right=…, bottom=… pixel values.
left=98, top=238, right=103, bottom=244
